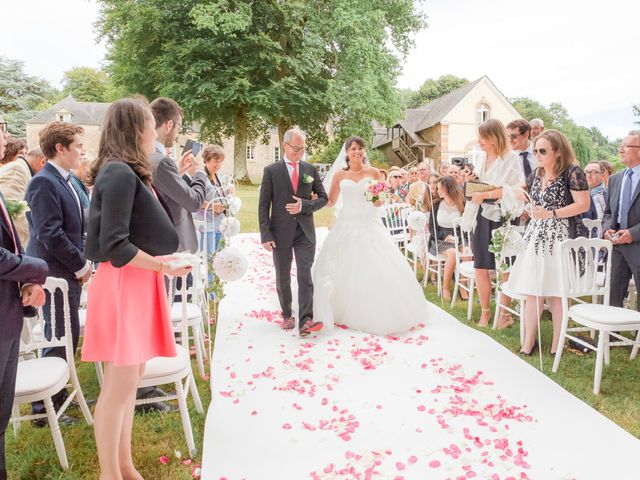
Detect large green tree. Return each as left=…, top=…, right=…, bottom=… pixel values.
left=61, top=66, right=119, bottom=102
left=405, top=74, right=468, bottom=109
left=97, top=0, right=425, bottom=182
left=0, top=56, right=60, bottom=137
left=633, top=104, right=640, bottom=126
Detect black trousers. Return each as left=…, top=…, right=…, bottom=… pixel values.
left=610, top=244, right=640, bottom=310
left=273, top=224, right=315, bottom=327
left=0, top=334, right=20, bottom=480
left=32, top=279, right=81, bottom=414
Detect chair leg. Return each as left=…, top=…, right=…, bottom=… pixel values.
left=466, top=279, right=475, bottom=322
left=630, top=330, right=640, bottom=360
left=552, top=314, right=570, bottom=373
left=594, top=330, right=606, bottom=395
left=603, top=330, right=610, bottom=366
left=45, top=397, right=69, bottom=470
left=192, top=325, right=206, bottom=379
left=95, top=362, right=104, bottom=387
left=175, top=380, right=197, bottom=456
left=451, top=269, right=459, bottom=308
left=519, top=298, right=526, bottom=346
left=188, top=372, right=204, bottom=414
left=12, top=404, right=20, bottom=436
left=74, top=385, right=94, bottom=426
left=492, top=290, right=502, bottom=330
left=436, top=262, right=442, bottom=296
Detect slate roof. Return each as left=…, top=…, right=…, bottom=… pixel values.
left=28, top=96, right=110, bottom=126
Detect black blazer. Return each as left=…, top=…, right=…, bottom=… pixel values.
left=258, top=160, right=328, bottom=246
left=603, top=170, right=640, bottom=242
left=0, top=192, right=48, bottom=338
left=26, top=162, right=86, bottom=279
left=85, top=161, right=179, bottom=267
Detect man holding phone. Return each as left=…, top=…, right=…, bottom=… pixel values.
left=148, top=97, right=213, bottom=254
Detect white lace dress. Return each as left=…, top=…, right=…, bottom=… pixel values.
left=312, top=178, right=430, bottom=335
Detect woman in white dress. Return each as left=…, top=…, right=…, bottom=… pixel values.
left=313, top=137, right=430, bottom=335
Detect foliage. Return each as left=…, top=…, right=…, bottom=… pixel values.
left=97, top=0, right=425, bottom=182
left=405, top=74, right=469, bottom=109
left=0, top=56, right=60, bottom=137
left=634, top=104, right=640, bottom=126
left=61, top=66, right=119, bottom=102
left=4, top=199, right=29, bottom=219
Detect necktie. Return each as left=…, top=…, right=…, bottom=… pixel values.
left=0, top=198, right=19, bottom=255
left=520, top=151, right=532, bottom=178
left=288, top=161, right=298, bottom=193
left=619, top=169, right=634, bottom=229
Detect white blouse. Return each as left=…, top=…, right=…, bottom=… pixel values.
left=437, top=201, right=460, bottom=229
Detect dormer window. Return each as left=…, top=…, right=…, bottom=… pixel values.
left=475, top=103, right=490, bottom=127
left=56, top=108, right=73, bottom=122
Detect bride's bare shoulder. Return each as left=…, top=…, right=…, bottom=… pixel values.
left=367, top=166, right=381, bottom=179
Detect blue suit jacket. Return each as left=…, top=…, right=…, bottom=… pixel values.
left=0, top=192, right=48, bottom=338
left=26, top=162, right=86, bottom=279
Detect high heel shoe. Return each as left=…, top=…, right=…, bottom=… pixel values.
left=519, top=340, right=538, bottom=356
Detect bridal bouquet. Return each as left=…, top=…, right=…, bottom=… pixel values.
left=363, top=179, right=389, bottom=204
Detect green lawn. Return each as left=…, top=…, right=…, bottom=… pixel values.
left=7, top=185, right=639, bottom=479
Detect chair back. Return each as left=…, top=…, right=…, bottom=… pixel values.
left=452, top=216, right=473, bottom=262
left=379, top=203, right=411, bottom=237
left=193, top=215, right=209, bottom=286
left=582, top=218, right=603, bottom=239
left=167, top=255, right=202, bottom=345
left=559, top=238, right=612, bottom=303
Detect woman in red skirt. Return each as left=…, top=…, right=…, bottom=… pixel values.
left=82, top=98, right=191, bottom=480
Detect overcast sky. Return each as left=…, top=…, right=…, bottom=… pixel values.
left=1, top=0, right=637, bottom=140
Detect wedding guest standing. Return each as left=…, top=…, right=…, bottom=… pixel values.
left=530, top=118, right=545, bottom=138
left=603, top=130, right=640, bottom=311
left=506, top=119, right=535, bottom=180
left=81, top=98, right=191, bottom=479
left=462, top=119, right=524, bottom=328
left=509, top=130, right=590, bottom=355
left=0, top=116, right=48, bottom=480
left=599, top=159, right=615, bottom=188
left=0, top=138, right=27, bottom=166
left=438, top=160, right=450, bottom=176
left=583, top=162, right=608, bottom=221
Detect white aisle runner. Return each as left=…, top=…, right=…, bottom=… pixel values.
left=201, top=232, right=640, bottom=480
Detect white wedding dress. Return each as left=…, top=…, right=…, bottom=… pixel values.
left=313, top=178, right=430, bottom=335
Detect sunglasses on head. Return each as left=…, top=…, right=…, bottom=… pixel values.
left=534, top=148, right=549, bottom=155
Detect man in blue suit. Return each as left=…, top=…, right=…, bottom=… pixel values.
left=26, top=121, right=91, bottom=423
left=0, top=116, right=48, bottom=480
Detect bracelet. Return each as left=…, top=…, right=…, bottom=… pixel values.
left=158, top=261, right=165, bottom=273
left=552, top=210, right=558, bottom=218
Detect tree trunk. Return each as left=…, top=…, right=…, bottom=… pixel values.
left=277, top=120, right=291, bottom=153
left=233, top=108, right=251, bottom=184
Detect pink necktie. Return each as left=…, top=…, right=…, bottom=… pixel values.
left=0, top=198, right=18, bottom=254
left=289, top=162, right=298, bottom=193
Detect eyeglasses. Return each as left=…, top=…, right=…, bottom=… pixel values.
left=285, top=142, right=305, bottom=153
left=619, top=144, right=640, bottom=150
left=390, top=175, right=402, bottom=179
left=533, top=148, right=549, bottom=155
left=0, top=122, right=7, bottom=133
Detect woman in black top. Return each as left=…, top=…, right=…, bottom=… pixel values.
left=81, top=98, right=191, bottom=479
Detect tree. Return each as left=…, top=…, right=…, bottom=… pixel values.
left=634, top=104, right=640, bottom=126
left=61, top=66, right=118, bottom=102
left=97, top=0, right=425, bottom=182
left=405, top=75, right=468, bottom=109
left=509, top=97, right=554, bottom=128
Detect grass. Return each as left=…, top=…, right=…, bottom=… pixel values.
left=8, top=185, right=639, bottom=479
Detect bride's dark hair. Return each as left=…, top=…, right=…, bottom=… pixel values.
left=342, top=136, right=367, bottom=171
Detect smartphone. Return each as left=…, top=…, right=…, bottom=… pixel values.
left=182, top=139, right=202, bottom=157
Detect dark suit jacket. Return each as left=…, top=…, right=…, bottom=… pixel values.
left=85, top=161, right=179, bottom=266
left=26, top=162, right=86, bottom=280
left=603, top=170, right=640, bottom=242
left=149, top=151, right=212, bottom=253
left=258, top=160, right=328, bottom=246
left=0, top=192, right=48, bottom=338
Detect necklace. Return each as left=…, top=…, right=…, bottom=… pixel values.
left=349, top=165, right=366, bottom=174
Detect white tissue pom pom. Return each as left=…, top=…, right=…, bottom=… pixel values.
left=228, top=197, right=242, bottom=215
left=213, top=247, right=248, bottom=281
left=219, top=217, right=240, bottom=237
left=407, top=211, right=427, bottom=230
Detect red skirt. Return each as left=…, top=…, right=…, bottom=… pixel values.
left=81, top=262, right=177, bottom=366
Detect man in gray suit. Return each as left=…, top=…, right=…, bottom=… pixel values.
left=259, top=129, right=328, bottom=336
left=149, top=97, right=212, bottom=253
left=603, top=129, right=640, bottom=310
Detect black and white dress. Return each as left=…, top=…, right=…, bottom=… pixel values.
left=508, top=164, right=588, bottom=297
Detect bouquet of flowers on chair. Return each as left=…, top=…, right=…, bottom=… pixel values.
left=363, top=179, right=389, bottom=204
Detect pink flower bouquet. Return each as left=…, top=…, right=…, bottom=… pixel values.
left=363, top=179, right=389, bottom=204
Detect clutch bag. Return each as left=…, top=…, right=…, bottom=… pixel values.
left=464, top=181, right=497, bottom=203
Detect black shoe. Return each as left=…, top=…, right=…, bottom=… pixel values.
left=519, top=340, right=538, bottom=357
left=135, top=401, right=175, bottom=414
left=71, top=398, right=96, bottom=408
left=32, top=413, right=78, bottom=428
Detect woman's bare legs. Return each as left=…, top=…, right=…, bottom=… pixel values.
left=521, top=296, right=545, bottom=353
left=476, top=268, right=492, bottom=326
left=119, top=363, right=146, bottom=480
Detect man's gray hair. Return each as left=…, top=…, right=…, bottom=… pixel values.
left=417, top=161, right=431, bottom=170
left=27, top=146, right=43, bottom=158
left=530, top=118, right=544, bottom=127
left=629, top=130, right=640, bottom=141
left=283, top=128, right=306, bottom=144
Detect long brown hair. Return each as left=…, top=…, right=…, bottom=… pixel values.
left=89, top=97, right=153, bottom=186
left=534, top=129, right=577, bottom=178
left=479, top=118, right=510, bottom=158
left=421, top=173, right=441, bottom=212
left=437, top=175, right=465, bottom=214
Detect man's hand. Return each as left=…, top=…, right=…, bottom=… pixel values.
left=603, top=229, right=616, bottom=241
left=212, top=202, right=226, bottom=214
left=79, top=268, right=92, bottom=284
left=262, top=241, right=276, bottom=252
left=179, top=149, right=193, bottom=175
left=614, top=229, right=633, bottom=245
left=286, top=196, right=302, bottom=215
left=22, top=284, right=46, bottom=308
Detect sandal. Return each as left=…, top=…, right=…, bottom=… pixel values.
left=496, top=312, right=514, bottom=330
left=300, top=320, right=324, bottom=337
left=478, top=308, right=491, bottom=327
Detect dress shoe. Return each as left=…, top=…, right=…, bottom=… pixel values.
left=32, top=413, right=78, bottom=428
left=519, top=340, right=538, bottom=357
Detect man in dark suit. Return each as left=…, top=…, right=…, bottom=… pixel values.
left=26, top=122, right=91, bottom=422
left=603, top=130, right=640, bottom=310
left=148, top=97, right=212, bottom=253
left=0, top=117, right=48, bottom=480
left=259, top=128, right=328, bottom=336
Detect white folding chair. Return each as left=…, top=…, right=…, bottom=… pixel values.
left=136, top=266, right=205, bottom=455
left=379, top=203, right=412, bottom=256
left=582, top=218, right=603, bottom=239
left=553, top=238, right=640, bottom=394
left=12, top=277, right=93, bottom=470
left=450, top=217, right=476, bottom=320
left=194, top=210, right=214, bottom=360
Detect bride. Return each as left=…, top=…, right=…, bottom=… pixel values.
left=313, top=136, right=430, bottom=335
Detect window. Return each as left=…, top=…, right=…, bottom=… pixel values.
left=273, top=146, right=282, bottom=162
left=475, top=103, right=490, bottom=127
left=246, top=145, right=255, bottom=161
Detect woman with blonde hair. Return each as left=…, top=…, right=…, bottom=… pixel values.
left=508, top=130, right=590, bottom=355
left=461, top=118, right=524, bottom=327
